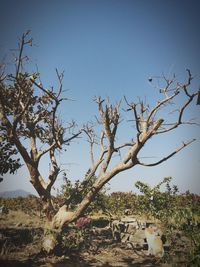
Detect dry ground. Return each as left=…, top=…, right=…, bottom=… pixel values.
left=0, top=210, right=182, bottom=267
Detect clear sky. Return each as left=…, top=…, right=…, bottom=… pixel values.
left=1, top=0, right=200, bottom=195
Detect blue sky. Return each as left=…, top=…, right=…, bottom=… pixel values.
left=1, top=0, right=200, bottom=195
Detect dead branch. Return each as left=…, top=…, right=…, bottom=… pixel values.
left=16, top=31, right=32, bottom=78
left=137, top=139, right=196, bottom=167
left=124, top=96, right=141, bottom=141
left=96, top=98, right=121, bottom=175
left=82, top=123, right=97, bottom=167
left=155, top=91, right=198, bottom=134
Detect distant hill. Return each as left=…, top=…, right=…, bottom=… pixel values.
left=0, top=189, right=34, bottom=198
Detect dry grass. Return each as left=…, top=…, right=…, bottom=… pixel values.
left=0, top=210, right=45, bottom=228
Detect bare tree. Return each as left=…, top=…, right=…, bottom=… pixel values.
left=0, top=31, right=81, bottom=219
left=52, top=70, right=199, bottom=230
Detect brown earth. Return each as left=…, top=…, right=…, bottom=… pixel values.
left=0, top=211, right=183, bottom=267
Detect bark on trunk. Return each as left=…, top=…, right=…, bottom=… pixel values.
left=42, top=197, right=56, bottom=221
left=25, top=163, right=55, bottom=220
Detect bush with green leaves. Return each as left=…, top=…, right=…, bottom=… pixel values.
left=61, top=226, right=91, bottom=253
left=60, top=217, right=92, bottom=253
left=135, top=177, right=200, bottom=266
left=104, top=191, right=140, bottom=217
left=58, top=170, right=109, bottom=214
left=171, top=192, right=200, bottom=266
left=135, top=177, right=178, bottom=221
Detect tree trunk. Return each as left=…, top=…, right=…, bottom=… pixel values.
left=42, top=179, right=102, bottom=253
left=42, top=197, right=56, bottom=221
left=25, top=163, right=55, bottom=221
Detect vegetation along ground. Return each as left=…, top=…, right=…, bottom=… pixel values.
left=0, top=178, right=200, bottom=267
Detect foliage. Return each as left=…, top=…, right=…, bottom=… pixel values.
left=0, top=69, right=65, bottom=147
left=134, top=178, right=200, bottom=266
left=104, top=191, right=140, bottom=217
left=0, top=126, right=21, bottom=176
left=61, top=218, right=92, bottom=253
left=1, top=177, right=200, bottom=265
left=59, top=170, right=109, bottom=214
left=171, top=192, right=200, bottom=266
left=89, top=177, right=199, bottom=265
left=135, top=177, right=178, bottom=220
left=0, top=32, right=81, bottom=218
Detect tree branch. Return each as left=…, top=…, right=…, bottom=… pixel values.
left=95, top=99, right=121, bottom=175
left=37, top=143, right=57, bottom=161
left=46, top=148, right=60, bottom=192
left=147, top=90, right=179, bottom=125
left=124, top=96, right=141, bottom=142
left=82, top=124, right=96, bottom=167
left=138, top=139, right=196, bottom=167
left=13, top=97, right=32, bottom=131
left=155, top=92, right=198, bottom=134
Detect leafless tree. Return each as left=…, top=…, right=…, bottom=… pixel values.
left=52, top=70, right=199, bottom=230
